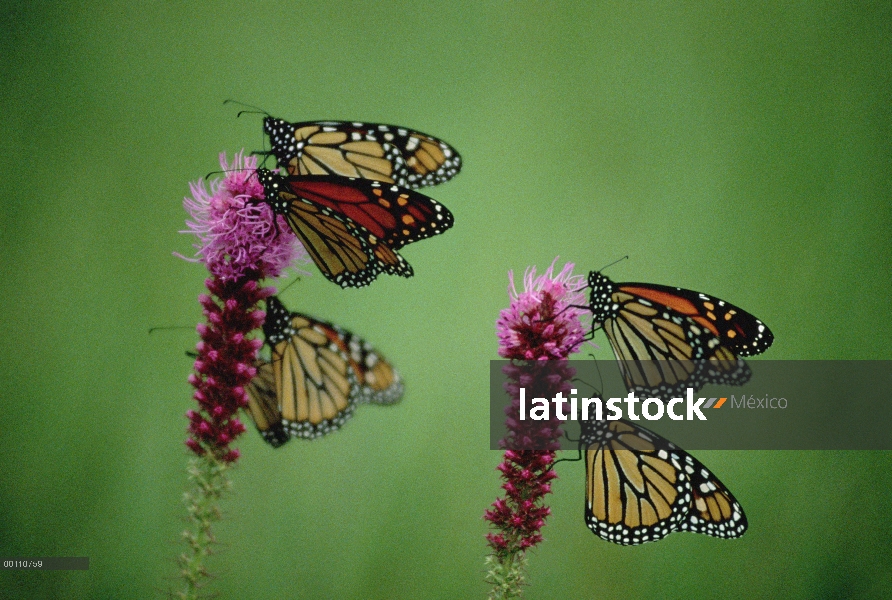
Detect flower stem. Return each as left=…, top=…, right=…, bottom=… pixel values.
left=175, top=455, right=232, bottom=599
left=484, top=551, right=528, bottom=599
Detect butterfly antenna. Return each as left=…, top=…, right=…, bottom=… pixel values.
left=573, top=369, right=604, bottom=398
left=597, top=255, right=629, bottom=273
left=223, top=99, right=271, bottom=117
left=253, top=149, right=274, bottom=169
left=222, top=100, right=276, bottom=161
left=204, top=166, right=257, bottom=181
left=275, top=275, right=303, bottom=297
left=564, top=428, right=580, bottom=443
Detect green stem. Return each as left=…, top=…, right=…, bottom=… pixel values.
left=485, top=551, right=528, bottom=599
left=175, top=455, right=232, bottom=599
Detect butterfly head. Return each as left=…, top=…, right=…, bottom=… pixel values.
left=255, top=168, right=287, bottom=212
left=262, top=117, right=292, bottom=147
left=262, top=295, right=292, bottom=346
left=586, top=271, right=617, bottom=324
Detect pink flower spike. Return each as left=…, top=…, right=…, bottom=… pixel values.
left=175, top=151, right=311, bottom=597
left=178, top=151, right=312, bottom=462
left=486, top=259, right=587, bottom=597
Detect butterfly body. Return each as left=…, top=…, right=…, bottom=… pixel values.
left=256, top=168, right=454, bottom=288
left=582, top=418, right=747, bottom=545
left=587, top=271, right=773, bottom=397
left=263, top=118, right=462, bottom=188
left=245, top=296, right=403, bottom=446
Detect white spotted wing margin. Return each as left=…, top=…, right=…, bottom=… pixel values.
left=581, top=417, right=747, bottom=545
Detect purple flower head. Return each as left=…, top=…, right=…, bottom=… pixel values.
left=180, top=151, right=308, bottom=281
left=496, top=257, right=589, bottom=360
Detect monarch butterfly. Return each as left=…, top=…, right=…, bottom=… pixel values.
left=245, top=295, right=403, bottom=446
left=261, top=117, right=462, bottom=188
left=582, top=417, right=747, bottom=545
left=586, top=271, right=774, bottom=397
left=256, top=168, right=455, bottom=288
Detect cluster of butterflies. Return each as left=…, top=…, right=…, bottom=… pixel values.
left=571, top=270, right=774, bottom=544
left=239, top=114, right=463, bottom=444
left=232, top=110, right=777, bottom=547
left=254, top=114, right=461, bottom=288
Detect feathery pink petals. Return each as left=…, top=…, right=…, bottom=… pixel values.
left=179, top=151, right=308, bottom=282
left=496, top=257, right=589, bottom=360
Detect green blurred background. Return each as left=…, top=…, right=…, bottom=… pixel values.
left=1, top=2, right=890, bottom=598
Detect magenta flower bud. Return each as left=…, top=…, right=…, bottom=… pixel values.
left=185, top=438, right=204, bottom=455
left=249, top=310, right=266, bottom=328
left=234, top=362, right=251, bottom=376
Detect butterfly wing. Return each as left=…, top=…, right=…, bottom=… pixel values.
left=257, top=168, right=412, bottom=288
left=616, top=282, right=774, bottom=357
left=583, top=419, right=692, bottom=545
left=335, top=325, right=404, bottom=405
left=248, top=296, right=404, bottom=445
left=263, top=118, right=462, bottom=188
left=583, top=419, right=747, bottom=544
left=678, top=452, right=748, bottom=538
left=588, top=271, right=769, bottom=397
left=245, top=359, right=291, bottom=448
left=284, top=176, right=454, bottom=250
left=258, top=296, right=359, bottom=441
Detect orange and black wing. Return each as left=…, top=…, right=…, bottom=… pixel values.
left=678, top=451, right=748, bottom=538
left=263, top=118, right=462, bottom=189
left=257, top=168, right=413, bottom=288
left=583, top=419, right=691, bottom=545
left=582, top=418, right=746, bottom=545
left=613, top=281, right=773, bottom=357
left=587, top=271, right=772, bottom=397
left=255, top=296, right=359, bottom=442
left=246, top=296, right=404, bottom=446
left=284, top=176, right=454, bottom=250
left=333, top=323, right=404, bottom=405
left=245, top=359, right=291, bottom=448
